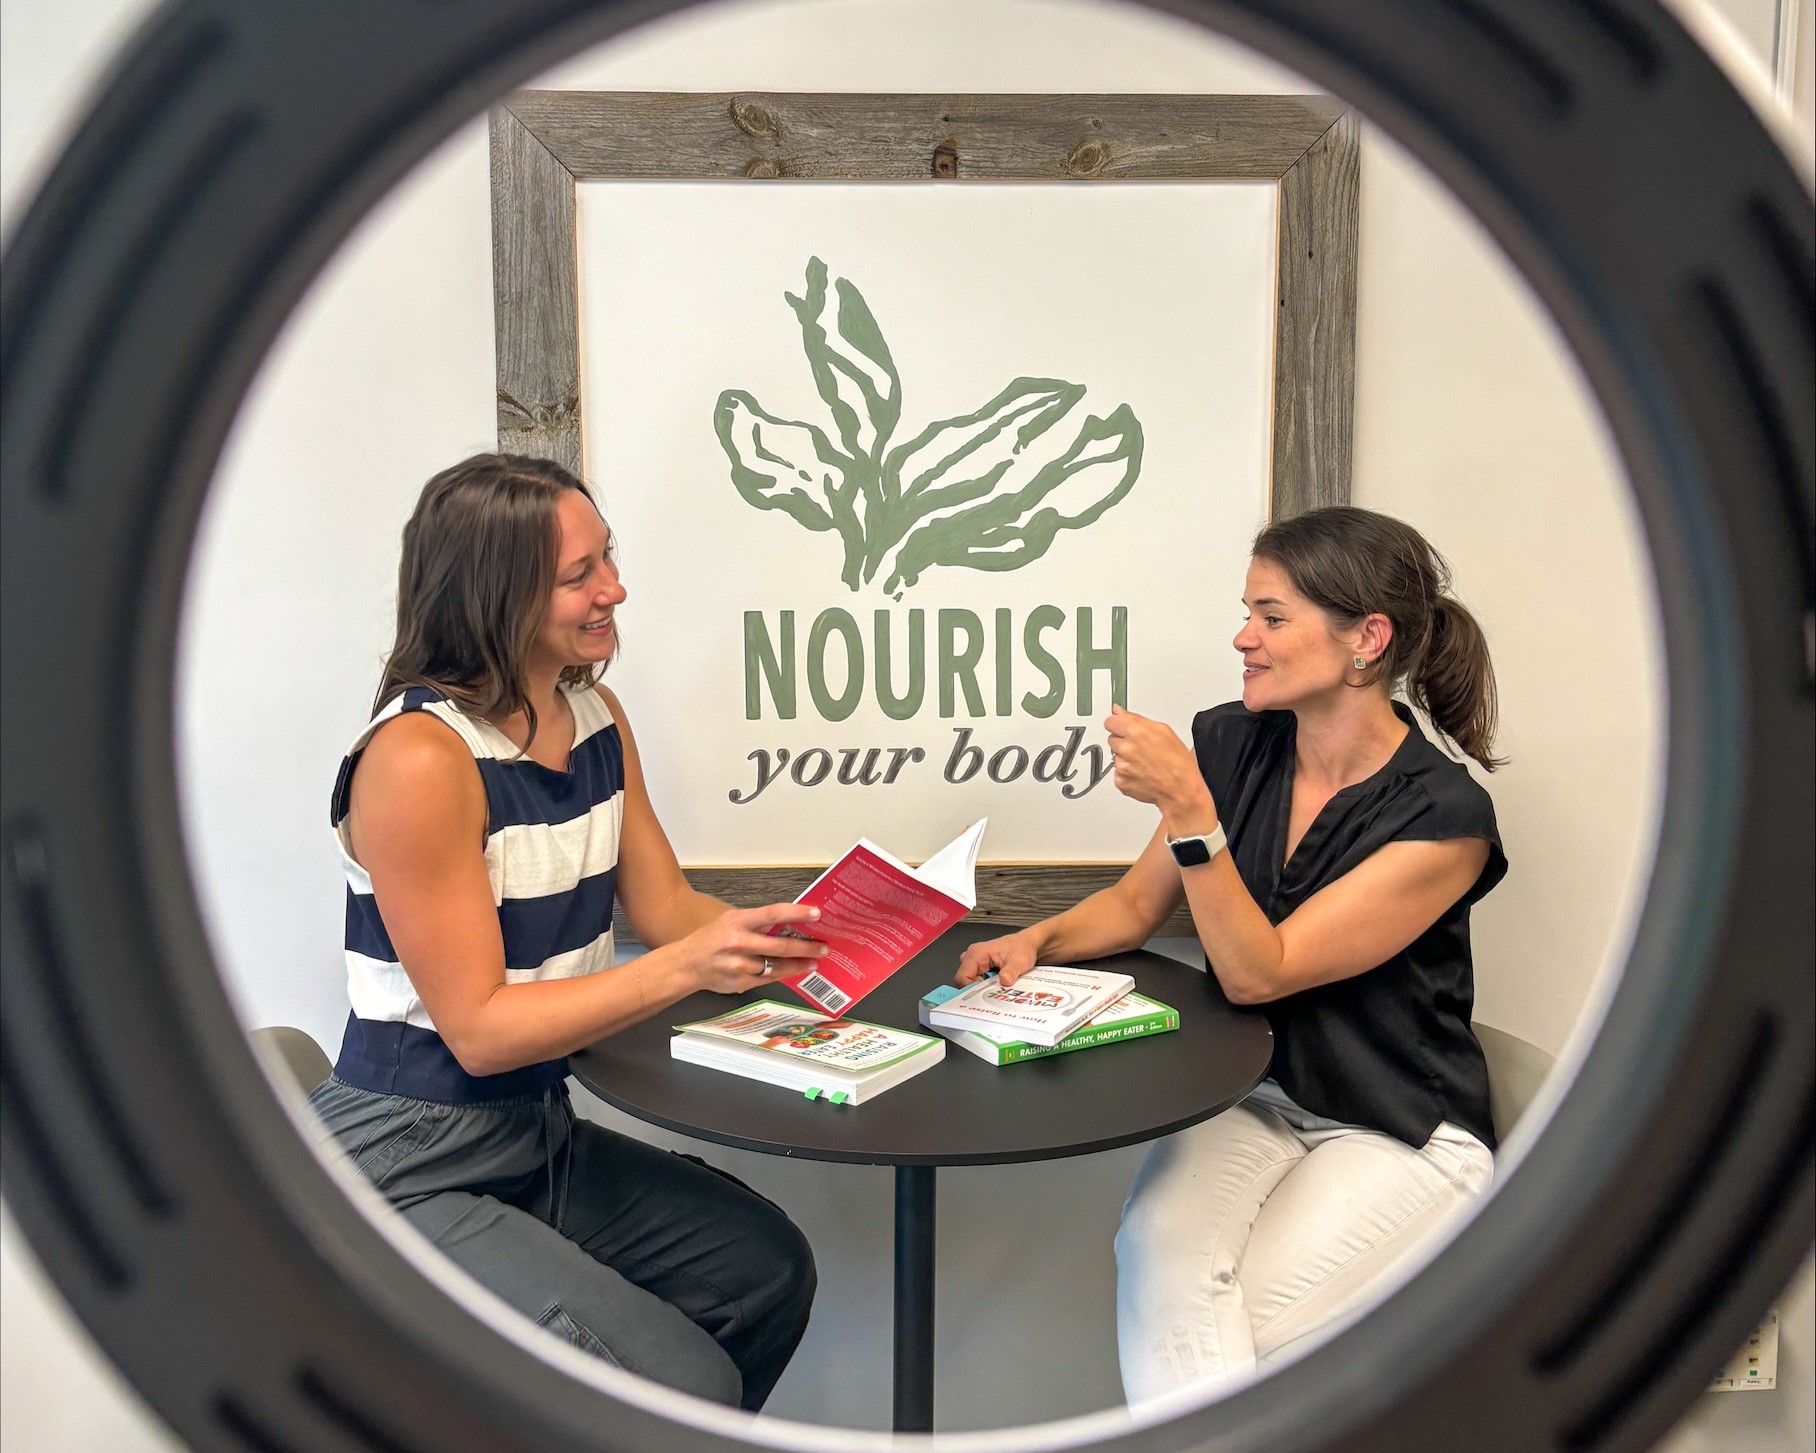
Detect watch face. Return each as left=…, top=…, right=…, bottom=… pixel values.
left=1170, top=836, right=1212, bottom=867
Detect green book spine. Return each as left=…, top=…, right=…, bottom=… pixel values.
left=995, top=1006, right=1180, bottom=1065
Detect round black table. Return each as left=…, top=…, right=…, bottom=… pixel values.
left=569, top=922, right=1273, bottom=1432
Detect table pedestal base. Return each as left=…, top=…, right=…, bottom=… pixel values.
left=893, top=1165, right=936, bottom=1433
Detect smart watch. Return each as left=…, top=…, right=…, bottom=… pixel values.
left=1167, top=823, right=1228, bottom=867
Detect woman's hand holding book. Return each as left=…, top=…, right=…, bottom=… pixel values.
left=955, top=931, right=1038, bottom=987
left=680, top=903, right=827, bottom=995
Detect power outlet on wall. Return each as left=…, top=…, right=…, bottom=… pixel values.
left=1707, top=1307, right=1780, bottom=1392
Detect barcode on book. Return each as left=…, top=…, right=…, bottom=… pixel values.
left=798, top=972, right=851, bottom=1014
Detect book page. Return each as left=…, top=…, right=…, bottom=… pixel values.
left=910, top=818, right=987, bottom=908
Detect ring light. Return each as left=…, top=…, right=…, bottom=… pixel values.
left=1, top=3, right=1809, bottom=1451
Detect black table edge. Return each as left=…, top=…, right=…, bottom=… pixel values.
left=568, top=1058, right=1270, bottom=1168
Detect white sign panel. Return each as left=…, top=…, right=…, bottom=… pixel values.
left=577, top=181, right=1276, bottom=866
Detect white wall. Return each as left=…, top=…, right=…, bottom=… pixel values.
left=2, top=0, right=1809, bottom=1446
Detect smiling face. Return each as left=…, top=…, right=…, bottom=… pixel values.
left=1234, top=558, right=1385, bottom=712
left=529, top=488, right=626, bottom=676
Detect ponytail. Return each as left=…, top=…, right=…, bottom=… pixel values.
left=1408, top=595, right=1503, bottom=772
left=1252, top=505, right=1505, bottom=772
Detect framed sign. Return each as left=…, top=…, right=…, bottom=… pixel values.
left=490, top=92, right=1357, bottom=936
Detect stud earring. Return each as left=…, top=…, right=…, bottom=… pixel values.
left=1353, top=656, right=1368, bottom=669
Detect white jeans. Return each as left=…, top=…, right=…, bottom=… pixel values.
left=1114, top=1082, right=1493, bottom=1404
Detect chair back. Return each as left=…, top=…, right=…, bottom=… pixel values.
left=1473, top=1022, right=1557, bottom=1142
left=251, top=1026, right=333, bottom=1097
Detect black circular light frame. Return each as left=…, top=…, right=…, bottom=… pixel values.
left=1, top=2, right=1811, bottom=1451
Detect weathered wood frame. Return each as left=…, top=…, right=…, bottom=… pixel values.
left=490, top=91, right=1358, bottom=936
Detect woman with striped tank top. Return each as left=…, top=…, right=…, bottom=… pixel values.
left=308, top=453, right=825, bottom=1410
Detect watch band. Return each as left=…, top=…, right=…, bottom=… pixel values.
left=1167, top=823, right=1228, bottom=868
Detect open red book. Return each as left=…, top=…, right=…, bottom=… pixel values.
left=768, top=820, right=987, bottom=1016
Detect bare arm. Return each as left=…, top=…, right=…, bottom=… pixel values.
left=347, top=712, right=825, bottom=1078
left=1174, top=834, right=1489, bottom=1004
left=1103, top=705, right=1490, bottom=1005
left=954, top=831, right=1184, bottom=986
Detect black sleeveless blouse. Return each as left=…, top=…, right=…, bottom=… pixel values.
left=1192, top=700, right=1506, bottom=1149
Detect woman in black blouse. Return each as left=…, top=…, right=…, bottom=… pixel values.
left=957, top=506, right=1507, bottom=1402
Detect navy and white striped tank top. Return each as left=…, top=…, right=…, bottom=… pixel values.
left=328, top=683, right=625, bottom=1102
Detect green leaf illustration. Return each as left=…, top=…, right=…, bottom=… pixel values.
left=786, top=257, right=902, bottom=465
left=888, top=378, right=1085, bottom=508
left=719, top=258, right=1145, bottom=594
left=859, top=378, right=1085, bottom=578
left=880, top=404, right=1145, bottom=592
left=713, top=390, right=870, bottom=586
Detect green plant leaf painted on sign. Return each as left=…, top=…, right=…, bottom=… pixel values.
left=865, top=378, right=1085, bottom=580
left=786, top=257, right=902, bottom=465
left=882, top=404, right=1145, bottom=592
left=889, top=379, right=1085, bottom=509
left=714, top=391, right=869, bottom=588
left=715, top=259, right=1143, bottom=592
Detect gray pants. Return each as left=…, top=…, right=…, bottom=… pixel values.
left=307, top=1077, right=816, bottom=1410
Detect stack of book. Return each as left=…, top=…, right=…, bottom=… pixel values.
left=919, top=966, right=1179, bottom=1065
left=670, top=1001, right=944, bottom=1104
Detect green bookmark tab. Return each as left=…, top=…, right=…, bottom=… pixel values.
left=804, top=1087, right=821, bottom=1101
left=829, top=1091, right=849, bottom=1105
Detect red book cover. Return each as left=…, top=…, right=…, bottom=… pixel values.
left=768, top=821, right=987, bottom=1016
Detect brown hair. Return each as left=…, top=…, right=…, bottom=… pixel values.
left=1252, top=506, right=1503, bottom=771
left=374, top=453, right=607, bottom=748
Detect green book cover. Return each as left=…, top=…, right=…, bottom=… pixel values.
left=919, top=986, right=1178, bottom=1066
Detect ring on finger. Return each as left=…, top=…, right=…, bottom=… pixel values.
left=761, top=957, right=774, bottom=976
